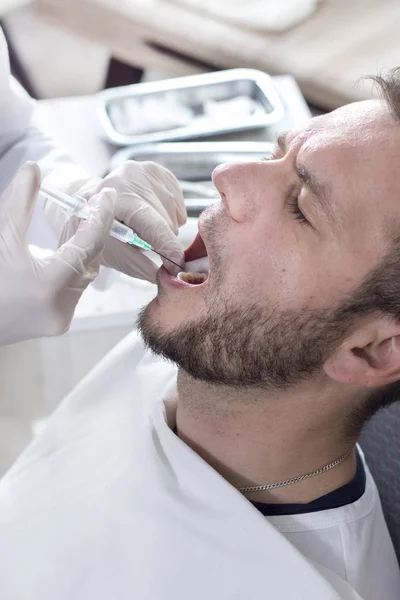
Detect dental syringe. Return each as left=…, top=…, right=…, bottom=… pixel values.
left=39, top=185, right=183, bottom=270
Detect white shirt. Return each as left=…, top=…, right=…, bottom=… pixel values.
left=268, top=456, right=399, bottom=599
left=0, top=329, right=398, bottom=600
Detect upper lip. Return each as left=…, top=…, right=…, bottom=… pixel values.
left=219, top=192, right=230, bottom=217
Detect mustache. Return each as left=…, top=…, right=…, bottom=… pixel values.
left=200, top=203, right=228, bottom=253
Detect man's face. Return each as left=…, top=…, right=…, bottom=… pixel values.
left=139, top=100, right=400, bottom=388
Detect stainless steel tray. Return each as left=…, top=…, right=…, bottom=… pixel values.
left=98, top=69, right=284, bottom=146
left=109, top=141, right=275, bottom=180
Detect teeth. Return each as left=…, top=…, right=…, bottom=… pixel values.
left=178, top=272, right=207, bottom=285
left=185, top=257, right=209, bottom=274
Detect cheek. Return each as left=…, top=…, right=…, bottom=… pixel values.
left=221, top=229, right=306, bottom=306
left=221, top=225, right=350, bottom=310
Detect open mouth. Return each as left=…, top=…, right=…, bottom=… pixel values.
left=177, top=232, right=209, bottom=287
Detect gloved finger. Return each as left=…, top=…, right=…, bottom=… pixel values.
left=0, top=162, right=41, bottom=248
left=58, top=214, right=80, bottom=249
left=101, top=161, right=186, bottom=233
left=116, top=201, right=185, bottom=272
left=54, top=188, right=117, bottom=278
left=101, top=236, right=159, bottom=282
left=159, top=240, right=185, bottom=276
left=115, top=188, right=178, bottom=235
left=143, top=161, right=187, bottom=227
left=122, top=161, right=187, bottom=230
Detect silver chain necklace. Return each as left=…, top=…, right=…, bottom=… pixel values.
left=237, top=450, right=352, bottom=494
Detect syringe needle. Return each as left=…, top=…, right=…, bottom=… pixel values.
left=150, top=250, right=183, bottom=271
left=127, top=233, right=183, bottom=271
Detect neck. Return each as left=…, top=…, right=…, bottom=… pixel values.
left=175, top=371, right=357, bottom=504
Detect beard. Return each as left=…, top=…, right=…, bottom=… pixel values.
left=137, top=296, right=354, bottom=391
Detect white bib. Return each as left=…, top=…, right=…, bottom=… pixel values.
left=0, top=331, right=363, bottom=599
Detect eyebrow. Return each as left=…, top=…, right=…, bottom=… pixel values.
left=275, top=132, right=336, bottom=228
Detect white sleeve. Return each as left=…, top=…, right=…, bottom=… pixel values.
left=0, top=28, right=93, bottom=197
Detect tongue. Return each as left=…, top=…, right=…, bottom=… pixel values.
left=186, top=257, right=209, bottom=274
left=185, top=232, right=207, bottom=262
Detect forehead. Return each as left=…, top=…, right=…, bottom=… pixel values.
left=298, top=99, right=400, bottom=156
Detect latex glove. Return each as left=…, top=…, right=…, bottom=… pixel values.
left=59, top=161, right=187, bottom=283
left=0, top=162, right=116, bottom=346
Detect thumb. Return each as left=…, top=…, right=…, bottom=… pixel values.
left=0, top=162, right=41, bottom=248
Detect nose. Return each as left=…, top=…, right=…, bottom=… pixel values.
left=212, top=161, right=283, bottom=223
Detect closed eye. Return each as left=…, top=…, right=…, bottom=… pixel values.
left=288, top=196, right=309, bottom=225
left=261, top=154, right=311, bottom=227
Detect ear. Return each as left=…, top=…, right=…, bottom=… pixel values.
left=324, top=317, right=400, bottom=388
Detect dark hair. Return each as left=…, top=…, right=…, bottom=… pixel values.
left=348, top=68, right=400, bottom=426
left=370, top=68, right=400, bottom=122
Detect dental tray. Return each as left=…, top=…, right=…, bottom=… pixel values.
left=97, top=69, right=284, bottom=146
left=109, top=141, right=275, bottom=181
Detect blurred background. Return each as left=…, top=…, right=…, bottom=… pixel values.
left=5, top=0, right=396, bottom=106
left=1, top=0, right=400, bottom=475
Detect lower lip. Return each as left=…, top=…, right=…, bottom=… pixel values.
left=159, top=266, right=204, bottom=290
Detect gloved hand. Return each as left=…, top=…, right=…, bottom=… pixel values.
left=57, top=161, right=187, bottom=283
left=0, top=162, right=117, bottom=346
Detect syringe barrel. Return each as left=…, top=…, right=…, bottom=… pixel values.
left=75, top=196, right=134, bottom=243
left=40, top=186, right=134, bottom=244
left=40, top=186, right=89, bottom=217
left=109, top=220, right=134, bottom=243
